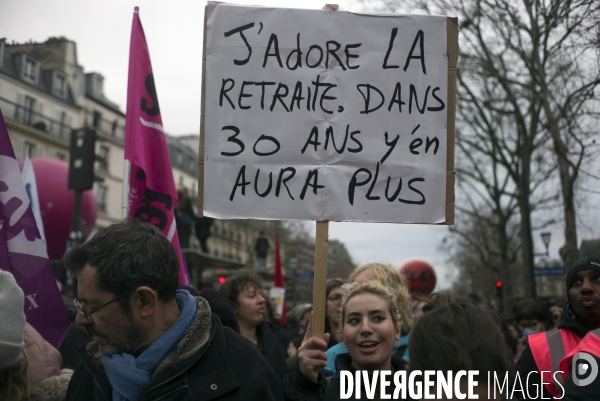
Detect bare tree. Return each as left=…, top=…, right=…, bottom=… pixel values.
left=358, top=0, right=600, bottom=296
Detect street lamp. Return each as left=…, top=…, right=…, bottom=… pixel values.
left=540, top=232, right=551, bottom=256
left=533, top=232, right=552, bottom=257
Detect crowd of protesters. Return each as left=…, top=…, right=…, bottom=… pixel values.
left=2, top=219, right=600, bottom=400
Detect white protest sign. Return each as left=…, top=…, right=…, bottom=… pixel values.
left=203, top=3, right=451, bottom=223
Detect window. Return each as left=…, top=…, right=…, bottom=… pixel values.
left=54, top=74, right=67, bottom=98
left=97, top=185, right=107, bottom=213
left=98, top=145, right=109, bottom=171
left=189, top=158, right=196, bottom=172
left=179, top=175, right=184, bottom=186
left=177, top=150, right=183, bottom=165
left=0, top=41, right=4, bottom=67
left=93, top=111, right=101, bottom=128
left=23, top=96, right=35, bottom=125
left=54, top=152, right=66, bottom=161
left=23, top=142, right=36, bottom=159
left=58, top=111, right=69, bottom=138
left=93, top=75, right=103, bottom=95
left=111, top=120, right=118, bottom=137
left=24, top=57, right=37, bottom=82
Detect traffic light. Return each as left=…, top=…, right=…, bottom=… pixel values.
left=218, top=276, right=227, bottom=285
left=68, top=128, right=96, bottom=190
left=495, top=281, right=503, bottom=312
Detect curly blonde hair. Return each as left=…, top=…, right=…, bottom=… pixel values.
left=0, top=352, right=30, bottom=401
left=348, top=262, right=412, bottom=330
left=341, top=281, right=402, bottom=332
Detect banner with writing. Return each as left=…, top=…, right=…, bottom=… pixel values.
left=125, top=7, right=190, bottom=284
left=0, top=110, right=70, bottom=348
left=204, top=4, right=451, bottom=223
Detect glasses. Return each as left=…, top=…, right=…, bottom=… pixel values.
left=74, top=289, right=134, bottom=320
left=327, top=294, right=343, bottom=304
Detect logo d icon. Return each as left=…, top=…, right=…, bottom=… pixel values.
left=572, top=352, right=599, bottom=387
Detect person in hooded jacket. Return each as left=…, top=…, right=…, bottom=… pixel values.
left=518, top=257, right=600, bottom=400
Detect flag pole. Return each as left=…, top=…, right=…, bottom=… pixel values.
left=122, top=6, right=138, bottom=220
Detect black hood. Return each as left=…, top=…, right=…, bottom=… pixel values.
left=558, top=301, right=595, bottom=338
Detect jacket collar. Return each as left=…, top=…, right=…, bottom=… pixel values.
left=559, top=301, right=595, bottom=339
left=79, top=296, right=212, bottom=378
left=76, top=298, right=244, bottom=400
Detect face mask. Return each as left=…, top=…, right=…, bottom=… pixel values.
left=522, top=327, right=540, bottom=339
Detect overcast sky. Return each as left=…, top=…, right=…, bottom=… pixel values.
left=3, top=1, right=596, bottom=290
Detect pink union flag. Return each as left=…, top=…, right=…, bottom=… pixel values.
left=125, top=6, right=190, bottom=284
left=0, top=110, right=70, bottom=348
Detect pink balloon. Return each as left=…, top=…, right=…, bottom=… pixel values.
left=19, top=158, right=97, bottom=260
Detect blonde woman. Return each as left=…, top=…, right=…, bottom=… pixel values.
left=324, top=262, right=412, bottom=373
left=283, top=281, right=408, bottom=400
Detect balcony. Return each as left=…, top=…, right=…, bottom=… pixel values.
left=84, top=110, right=124, bottom=140
left=0, top=96, right=72, bottom=141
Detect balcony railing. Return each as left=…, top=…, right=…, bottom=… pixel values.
left=0, top=97, right=72, bottom=141
left=84, top=110, right=125, bottom=140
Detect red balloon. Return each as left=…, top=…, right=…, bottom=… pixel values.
left=19, top=158, right=97, bottom=260
left=400, top=260, right=437, bottom=300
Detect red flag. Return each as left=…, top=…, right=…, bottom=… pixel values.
left=0, top=110, right=70, bottom=348
left=125, top=7, right=190, bottom=284
left=273, top=230, right=286, bottom=324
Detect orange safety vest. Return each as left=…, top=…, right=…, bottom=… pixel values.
left=559, top=328, right=600, bottom=378
left=528, top=329, right=581, bottom=397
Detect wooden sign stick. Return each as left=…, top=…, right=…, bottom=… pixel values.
left=308, top=2, right=338, bottom=342
left=311, top=220, right=329, bottom=340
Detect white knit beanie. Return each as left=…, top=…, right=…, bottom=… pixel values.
left=0, top=270, right=26, bottom=369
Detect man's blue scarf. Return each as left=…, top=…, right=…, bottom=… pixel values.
left=101, top=290, right=197, bottom=401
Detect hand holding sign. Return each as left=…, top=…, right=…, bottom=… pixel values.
left=298, top=314, right=331, bottom=382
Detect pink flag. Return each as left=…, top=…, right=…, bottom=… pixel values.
left=0, top=110, right=70, bottom=348
left=125, top=6, right=190, bottom=284
left=273, top=230, right=287, bottom=325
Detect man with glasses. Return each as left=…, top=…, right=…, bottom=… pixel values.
left=64, top=219, right=282, bottom=401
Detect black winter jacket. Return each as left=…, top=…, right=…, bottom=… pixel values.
left=65, top=297, right=283, bottom=401
left=258, top=321, right=288, bottom=381
left=282, top=353, right=409, bottom=401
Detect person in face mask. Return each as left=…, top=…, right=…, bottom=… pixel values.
left=511, top=300, right=553, bottom=364
left=514, top=299, right=553, bottom=339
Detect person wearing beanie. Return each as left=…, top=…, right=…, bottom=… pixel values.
left=517, top=257, right=600, bottom=400
left=0, top=270, right=26, bottom=368
left=0, top=269, right=30, bottom=401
